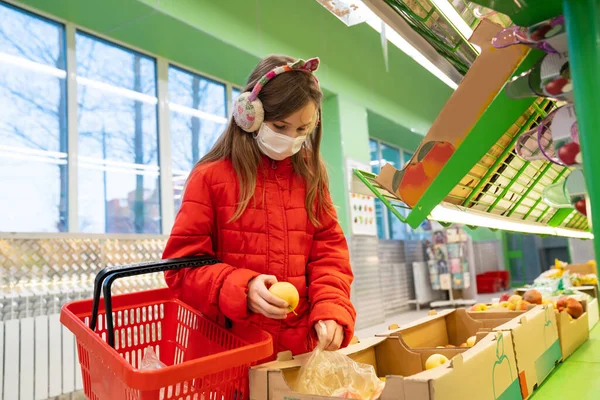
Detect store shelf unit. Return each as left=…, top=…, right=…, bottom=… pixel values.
left=354, top=0, right=594, bottom=239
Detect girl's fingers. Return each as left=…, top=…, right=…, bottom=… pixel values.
left=262, top=275, right=278, bottom=286
left=255, top=297, right=288, bottom=319
left=330, top=325, right=344, bottom=350
left=258, top=285, right=288, bottom=308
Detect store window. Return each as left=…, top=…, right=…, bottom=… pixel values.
left=0, top=3, right=68, bottom=232
left=77, top=32, right=160, bottom=234
left=169, top=66, right=228, bottom=211
left=370, top=139, right=427, bottom=240
left=232, top=87, right=241, bottom=103
left=0, top=3, right=257, bottom=234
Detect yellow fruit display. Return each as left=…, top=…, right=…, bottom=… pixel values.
left=466, top=336, right=477, bottom=347
left=425, top=354, right=449, bottom=370
left=470, top=303, right=488, bottom=312
left=269, top=282, right=299, bottom=315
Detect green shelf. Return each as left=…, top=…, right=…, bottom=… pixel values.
left=352, top=69, right=591, bottom=237
left=382, top=0, right=481, bottom=74
left=469, top=0, right=563, bottom=27
left=355, top=0, right=595, bottom=239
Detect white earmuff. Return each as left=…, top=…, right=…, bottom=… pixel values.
left=232, top=92, right=264, bottom=133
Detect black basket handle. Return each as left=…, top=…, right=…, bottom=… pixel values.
left=89, top=256, right=220, bottom=348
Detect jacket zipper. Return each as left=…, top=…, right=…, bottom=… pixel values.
left=271, top=159, right=277, bottom=170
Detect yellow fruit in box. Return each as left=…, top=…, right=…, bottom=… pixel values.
left=470, top=303, right=488, bottom=312
left=491, top=303, right=501, bottom=309
left=466, top=336, right=476, bottom=347
left=425, top=354, right=449, bottom=370
left=269, top=282, right=299, bottom=314
left=499, top=301, right=510, bottom=308
left=508, top=295, right=522, bottom=305
left=507, top=302, right=517, bottom=311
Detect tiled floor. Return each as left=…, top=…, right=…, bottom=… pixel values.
left=532, top=324, right=600, bottom=399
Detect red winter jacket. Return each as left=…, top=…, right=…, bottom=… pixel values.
left=162, top=156, right=356, bottom=356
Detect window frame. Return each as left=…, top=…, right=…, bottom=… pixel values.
left=0, top=0, right=241, bottom=234
left=369, top=138, right=412, bottom=240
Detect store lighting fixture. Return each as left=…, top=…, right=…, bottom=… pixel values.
left=429, top=203, right=594, bottom=239
left=429, top=0, right=474, bottom=40
left=365, top=18, right=459, bottom=89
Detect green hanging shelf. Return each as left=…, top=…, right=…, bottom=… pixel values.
left=354, top=0, right=593, bottom=239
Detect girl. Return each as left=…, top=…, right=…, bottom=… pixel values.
left=162, top=54, right=355, bottom=356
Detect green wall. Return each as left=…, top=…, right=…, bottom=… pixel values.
left=367, top=110, right=425, bottom=152
left=321, top=95, right=349, bottom=232
left=15, top=0, right=454, bottom=233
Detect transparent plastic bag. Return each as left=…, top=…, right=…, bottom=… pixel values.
left=140, top=346, right=166, bottom=370
left=294, top=321, right=385, bottom=399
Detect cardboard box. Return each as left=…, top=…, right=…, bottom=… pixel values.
left=467, top=309, right=530, bottom=330
left=565, top=262, right=597, bottom=276
left=374, top=20, right=530, bottom=207
left=250, top=331, right=521, bottom=400
left=379, top=308, right=517, bottom=347
left=513, top=286, right=599, bottom=330
left=587, top=297, right=599, bottom=330
left=493, top=305, right=561, bottom=399
left=397, top=331, right=522, bottom=400
left=555, top=299, right=590, bottom=361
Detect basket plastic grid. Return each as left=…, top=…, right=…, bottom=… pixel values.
left=61, top=288, right=272, bottom=400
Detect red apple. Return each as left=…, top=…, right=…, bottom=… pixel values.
left=523, top=289, right=542, bottom=305
left=420, top=141, right=455, bottom=179
left=575, top=199, right=587, bottom=216
left=556, top=297, right=568, bottom=312
left=558, top=142, right=580, bottom=165
left=546, top=77, right=570, bottom=96
left=530, top=24, right=552, bottom=41
left=397, top=162, right=431, bottom=208
left=499, top=293, right=511, bottom=302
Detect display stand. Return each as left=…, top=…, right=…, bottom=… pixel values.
left=426, top=224, right=476, bottom=308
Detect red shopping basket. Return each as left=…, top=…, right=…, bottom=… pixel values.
left=60, top=257, right=273, bottom=400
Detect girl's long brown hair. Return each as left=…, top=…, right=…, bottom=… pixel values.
left=197, top=55, right=332, bottom=226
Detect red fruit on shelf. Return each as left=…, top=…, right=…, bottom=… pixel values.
left=545, top=77, right=570, bottom=96
left=575, top=199, right=587, bottom=216
left=558, top=142, right=580, bottom=165
left=530, top=25, right=552, bottom=41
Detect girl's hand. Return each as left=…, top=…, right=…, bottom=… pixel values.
left=248, top=275, right=289, bottom=319
left=319, top=320, right=344, bottom=351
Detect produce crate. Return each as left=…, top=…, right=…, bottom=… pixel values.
left=514, top=285, right=599, bottom=331
left=554, top=298, right=590, bottom=361
left=250, top=331, right=521, bottom=400
left=493, top=305, right=561, bottom=399
left=379, top=308, right=516, bottom=346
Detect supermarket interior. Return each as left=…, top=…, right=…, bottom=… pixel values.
left=1, top=0, right=600, bottom=399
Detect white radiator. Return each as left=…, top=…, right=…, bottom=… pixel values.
left=1, top=315, right=83, bottom=400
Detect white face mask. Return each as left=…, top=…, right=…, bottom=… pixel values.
left=255, top=123, right=307, bottom=161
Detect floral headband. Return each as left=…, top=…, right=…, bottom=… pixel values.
left=247, top=57, right=321, bottom=102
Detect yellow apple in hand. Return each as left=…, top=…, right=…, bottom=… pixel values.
left=269, top=282, right=299, bottom=315
left=425, top=354, right=449, bottom=370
